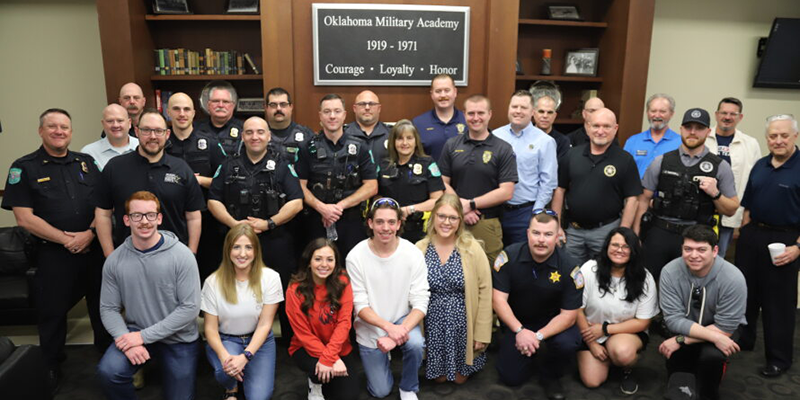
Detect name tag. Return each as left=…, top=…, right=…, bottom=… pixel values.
left=636, top=150, right=647, bottom=156
left=37, top=177, right=51, bottom=183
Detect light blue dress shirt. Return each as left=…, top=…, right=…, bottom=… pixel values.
left=493, top=122, right=558, bottom=208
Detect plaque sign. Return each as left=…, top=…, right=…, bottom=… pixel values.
left=312, top=3, right=470, bottom=86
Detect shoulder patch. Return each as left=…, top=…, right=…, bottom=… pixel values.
left=570, top=266, right=584, bottom=289
left=287, top=164, right=298, bottom=178
left=428, top=162, right=441, bottom=177
left=493, top=250, right=508, bottom=272
left=7, top=168, right=22, bottom=185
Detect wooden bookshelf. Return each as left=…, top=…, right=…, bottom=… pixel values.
left=151, top=75, right=264, bottom=81
left=518, top=19, right=608, bottom=28
left=144, top=14, right=260, bottom=21
left=517, top=75, right=604, bottom=83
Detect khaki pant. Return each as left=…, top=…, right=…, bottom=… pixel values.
left=467, top=217, right=503, bottom=266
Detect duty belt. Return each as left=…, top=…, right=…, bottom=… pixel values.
left=652, top=217, right=694, bottom=234
left=569, top=216, right=619, bottom=230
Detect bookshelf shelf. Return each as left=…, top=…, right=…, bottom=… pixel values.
left=516, top=75, right=603, bottom=83
left=518, top=19, right=608, bottom=28
left=145, top=14, right=260, bottom=21
left=151, top=74, right=264, bottom=81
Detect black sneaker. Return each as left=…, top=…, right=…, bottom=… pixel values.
left=620, top=368, right=638, bottom=395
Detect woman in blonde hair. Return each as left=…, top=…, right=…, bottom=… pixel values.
left=415, top=194, right=492, bottom=383
left=202, top=223, right=283, bottom=400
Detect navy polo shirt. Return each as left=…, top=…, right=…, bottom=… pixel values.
left=412, top=108, right=467, bottom=161
left=493, top=242, right=583, bottom=327
left=94, top=149, right=206, bottom=245
left=742, top=148, right=800, bottom=228
left=345, top=121, right=391, bottom=166
left=194, top=117, right=244, bottom=156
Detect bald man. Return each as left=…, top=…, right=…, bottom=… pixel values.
left=82, top=104, right=140, bottom=170
left=100, top=83, right=147, bottom=139
left=552, top=108, right=641, bottom=263
left=568, top=97, right=619, bottom=148
left=344, top=90, right=391, bottom=164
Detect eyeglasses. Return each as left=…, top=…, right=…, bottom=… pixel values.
left=609, top=243, right=631, bottom=251
left=716, top=111, right=741, bottom=118
left=128, top=212, right=158, bottom=222
left=435, top=213, right=460, bottom=223
left=532, top=208, right=558, bottom=217
left=370, top=197, right=400, bottom=212
left=139, top=128, right=168, bottom=137
left=267, top=102, right=291, bottom=109
left=209, top=99, right=234, bottom=105
left=355, top=102, right=380, bottom=108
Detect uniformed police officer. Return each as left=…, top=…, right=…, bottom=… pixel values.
left=296, top=94, right=378, bottom=257
left=2, top=108, right=111, bottom=392
left=265, top=87, right=315, bottom=164
left=165, top=92, right=227, bottom=281
left=634, top=108, right=739, bottom=284
left=439, top=94, right=518, bottom=266
left=208, top=116, right=303, bottom=342
left=95, top=109, right=206, bottom=256
left=378, top=119, right=445, bottom=243
left=493, top=210, right=582, bottom=400
left=345, top=90, right=391, bottom=164
left=194, top=80, right=244, bottom=156
left=736, top=114, right=800, bottom=377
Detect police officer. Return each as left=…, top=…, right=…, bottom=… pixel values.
left=2, top=108, right=111, bottom=392
left=194, top=80, right=244, bottom=156
left=736, top=114, right=800, bottom=377
left=412, top=74, right=467, bottom=161
left=634, top=108, right=739, bottom=284
left=265, top=87, right=314, bottom=164
left=345, top=90, right=391, bottom=164
left=165, top=92, right=226, bottom=281
left=94, top=109, right=206, bottom=256
left=493, top=210, right=582, bottom=400
left=378, top=119, right=445, bottom=243
left=296, top=94, right=378, bottom=257
left=208, top=116, right=303, bottom=342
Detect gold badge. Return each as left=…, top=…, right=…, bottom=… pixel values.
left=413, top=163, right=423, bottom=175
left=482, top=150, right=492, bottom=164
left=528, top=144, right=535, bottom=150
left=549, top=271, right=561, bottom=283
left=81, top=161, right=89, bottom=173
left=37, top=177, right=51, bottom=183
left=603, top=165, right=616, bottom=177
left=456, top=123, right=465, bottom=134
left=230, top=127, right=239, bottom=138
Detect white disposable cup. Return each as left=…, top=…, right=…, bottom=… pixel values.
left=768, top=243, right=786, bottom=264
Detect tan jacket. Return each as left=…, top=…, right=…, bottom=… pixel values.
left=416, top=237, right=493, bottom=364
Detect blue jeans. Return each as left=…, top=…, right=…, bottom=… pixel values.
left=502, top=206, right=533, bottom=247
left=358, top=316, right=424, bottom=398
left=97, top=339, right=199, bottom=400
left=718, top=226, right=734, bottom=260
left=205, top=332, right=276, bottom=400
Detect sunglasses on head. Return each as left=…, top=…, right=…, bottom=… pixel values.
left=370, top=197, right=400, bottom=212
left=533, top=208, right=558, bottom=217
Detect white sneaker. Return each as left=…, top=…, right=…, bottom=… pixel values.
left=308, top=377, right=325, bottom=400
left=399, top=389, right=418, bottom=400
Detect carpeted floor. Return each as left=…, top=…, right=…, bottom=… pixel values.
left=54, top=313, right=800, bottom=400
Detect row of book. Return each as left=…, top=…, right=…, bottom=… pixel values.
left=153, top=48, right=260, bottom=76
left=154, top=90, right=173, bottom=121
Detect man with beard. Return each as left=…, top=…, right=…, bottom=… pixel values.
left=634, top=108, right=738, bottom=284
left=265, top=87, right=314, bottom=164
left=82, top=104, right=139, bottom=170
left=95, top=109, right=205, bottom=256
left=413, top=74, right=467, bottom=161
left=552, top=108, right=641, bottom=264
left=194, top=80, right=244, bottom=156
left=101, top=83, right=146, bottom=138
left=705, top=97, right=761, bottom=258
left=624, top=94, right=681, bottom=178
left=345, top=90, right=391, bottom=164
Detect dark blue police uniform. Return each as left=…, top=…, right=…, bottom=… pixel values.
left=412, top=108, right=466, bottom=161
left=492, top=242, right=583, bottom=386
left=269, top=121, right=315, bottom=165
left=194, top=117, right=244, bottom=157
left=344, top=121, right=391, bottom=166
left=2, top=147, right=111, bottom=369
left=378, top=155, right=444, bottom=243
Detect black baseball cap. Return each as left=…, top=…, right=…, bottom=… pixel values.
left=681, top=108, right=710, bottom=128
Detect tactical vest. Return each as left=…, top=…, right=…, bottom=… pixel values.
left=307, top=134, right=365, bottom=204
left=653, top=151, right=722, bottom=225
left=223, top=151, right=286, bottom=220
left=271, top=125, right=309, bottom=163
left=166, top=134, right=214, bottom=176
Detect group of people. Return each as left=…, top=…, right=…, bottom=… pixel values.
left=2, top=73, right=799, bottom=400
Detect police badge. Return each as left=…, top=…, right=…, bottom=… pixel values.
left=384, top=139, right=388, bottom=149
left=295, top=131, right=304, bottom=142
left=457, top=123, right=465, bottom=134
left=699, top=161, right=713, bottom=173
left=413, top=163, right=423, bottom=175
left=603, top=165, right=617, bottom=177
left=197, top=138, right=208, bottom=150
left=348, top=143, right=357, bottom=155
left=81, top=161, right=89, bottom=173
left=229, top=128, right=239, bottom=138
left=482, top=151, right=492, bottom=164
left=266, top=160, right=276, bottom=170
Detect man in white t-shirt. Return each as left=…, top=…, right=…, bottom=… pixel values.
left=346, top=197, right=430, bottom=400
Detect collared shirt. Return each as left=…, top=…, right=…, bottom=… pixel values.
left=269, top=121, right=315, bottom=164
left=81, top=137, right=139, bottom=171
left=194, top=117, right=244, bottom=156
left=742, top=147, right=800, bottom=228
left=95, top=150, right=206, bottom=245
left=438, top=132, right=518, bottom=215
left=549, top=128, right=572, bottom=161
left=706, top=129, right=762, bottom=228
left=493, top=242, right=582, bottom=327
left=344, top=121, right=391, bottom=166
left=494, top=122, right=557, bottom=208
left=642, top=147, right=736, bottom=197
left=623, top=128, right=681, bottom=178
left=412, top=108, right=467, bottom=161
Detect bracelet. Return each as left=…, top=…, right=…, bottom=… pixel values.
left=408, top=205, right=415, bottom=214
left=602, top=321, right=610, bottom=337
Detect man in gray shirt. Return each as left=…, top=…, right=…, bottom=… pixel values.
left=96, top=190, right=201, bottom=399
left=658, top=224, right=746, bottom=400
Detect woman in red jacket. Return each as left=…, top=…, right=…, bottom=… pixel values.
left=287, top=238, right=360, bottom=400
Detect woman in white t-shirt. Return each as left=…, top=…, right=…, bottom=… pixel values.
left=576, top=227, right=658, bottom=395
left=202, top=223, right=284, bottom=400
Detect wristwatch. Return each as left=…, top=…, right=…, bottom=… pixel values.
left=243, top=350, right=254, bottom=361
left=602, top=321, right=610, bottom=337
left=711, top=191, right=722, bottom=200
left=675, top=335, right=686, bottom=346
left=469, top=199, right=477, bottom=211
left=514, top=325, right=524, bottom=334
left=535, top=331, right=545, bottom=341
left=267, top=218, right=277, bottom=231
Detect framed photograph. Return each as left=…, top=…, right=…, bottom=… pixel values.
left=152, top=0, right=190, bottom=14
left=226, top=0, right=259, bottom=14
left=237, top=98, right=265, bottom=113
left=564, top=48, right=599, bottom=76
left=547, top=5, right=581, bottom=21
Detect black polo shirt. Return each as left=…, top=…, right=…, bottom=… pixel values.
left=95, top=149, right=206, bottom=245
left=438, top=132, right=518, bottom=216
left=378, top=155, right=445, bottom=207
left=742, top=147, right=800, bottom=228
left=344, top=121, right=391, bottom=166
left=558, top=143, right=641, bottom=225
left=549, top=128, right=571, bottom=161
left=194, top=117, right=244, bottom=156
left=493, top=242, right=583, bottom=327
left=3, top=147, right=100, bottom=232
